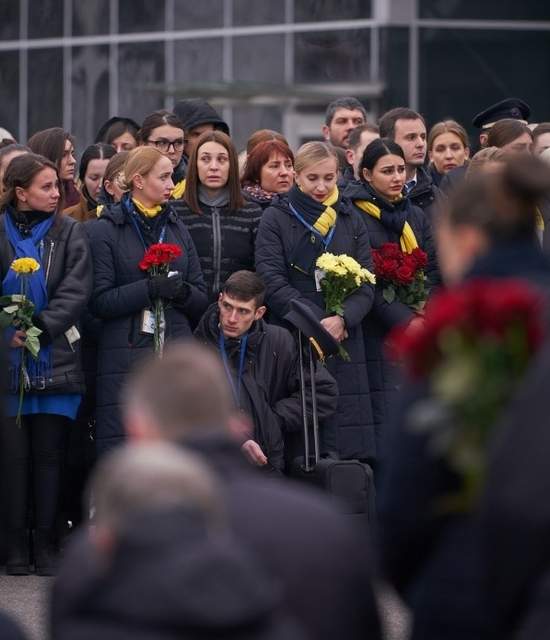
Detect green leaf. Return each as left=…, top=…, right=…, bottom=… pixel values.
left=25, top=336, right=41, bottom=359
left=0, top=311, right=14, bottom=329
left=25, top=326, right=42, bottom=338
left=383, top=286, right=396, bottom=305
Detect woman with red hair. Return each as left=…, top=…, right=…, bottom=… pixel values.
left=242, top=139, right=294, bottom=210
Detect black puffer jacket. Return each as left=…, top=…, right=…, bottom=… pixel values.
left=195, top=305, right=338, bottom=471
left=0, top=210, right=92, bottom=395
left=343, top=181, right=440, bottom=438
left=409, top=166, right=443, bottom=221
left=255, top=195, right=376, bottom=461
left=173, top=197, right=262, bottom=302
left=87, top=201, right=208, bottom=453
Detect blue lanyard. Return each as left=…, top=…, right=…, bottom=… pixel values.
left=289, top=202, right=336, bottom=248
left=218, top=331, right=248, bottom=409
left=129, top=209, right=167, bottom=251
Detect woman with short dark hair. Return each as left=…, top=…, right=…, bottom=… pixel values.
left=64, top=143, right=117, bottom=222
left=173, top=131, right=262, bottom=302
left=241, top=139, right=294, bottom=209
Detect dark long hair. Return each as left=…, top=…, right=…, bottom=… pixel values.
left=0, top=153, right=60, bottom=210
left=27, top=127, right=74, bottom=172
left=184, top=131, right=243, bottom=214
left=359, top=137, right=405, bottom=178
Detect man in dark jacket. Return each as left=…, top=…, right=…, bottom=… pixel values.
left=379, top=107, right=442, bottom=219
left=52, top=342, right=381, bottom=640
left=194, top=270, right=338, bottom=472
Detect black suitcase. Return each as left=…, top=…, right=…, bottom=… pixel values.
left=289, top=330, right=376, bottom=523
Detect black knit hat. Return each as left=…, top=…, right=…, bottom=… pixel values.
left=284, top=299, right=340, bottom=360
left=173, top=99, right=230, bottom=136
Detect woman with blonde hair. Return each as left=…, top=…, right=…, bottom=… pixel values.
left=256, top=141, right=376, bottom=464
left=428, top=120, right=470, bottom=187
left=88, top=146, right=207, bottom=454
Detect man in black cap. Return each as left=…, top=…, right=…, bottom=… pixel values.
left=440, top=98, right=532, bottom=194
left=173, top=98, right=230, bottom=175
left=194, top=270, right=338, bottom=472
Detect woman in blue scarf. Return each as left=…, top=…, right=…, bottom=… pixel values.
left=0, top=153, right=92, bottom=576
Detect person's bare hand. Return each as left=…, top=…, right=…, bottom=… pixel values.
left=10, top=330, right=26, bottom=348
left=241, top=440, right=268, bottom=466
left=321, top=315, right=346, bottom=342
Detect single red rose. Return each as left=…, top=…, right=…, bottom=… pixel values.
left=395, top=263, right=415, bottom=285
left=410, top=248, right=428, bottom=270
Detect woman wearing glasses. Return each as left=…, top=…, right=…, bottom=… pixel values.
left=139, top=110, right=187, bottom=200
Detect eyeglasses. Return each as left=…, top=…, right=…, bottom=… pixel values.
left=147, top=138, right=184, bottom=152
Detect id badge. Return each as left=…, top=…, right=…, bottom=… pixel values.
left=64, top=325, right=81, bottom=345
left=140, top=309, right=156, bottom=335
left=314, top=268, right=326, bottom=293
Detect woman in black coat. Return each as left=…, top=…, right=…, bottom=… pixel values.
left=88, top=147, right=207, bottom=455
left=378, top=155, right=550, bottom=640
left=256, top=141, right=375, bottom=462
left=173, top=131, right=262, bottom=302
left=343, top=138, right=440, bottom=439
left=0, top=153, right=92, bottom=575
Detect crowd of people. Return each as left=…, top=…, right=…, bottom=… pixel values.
left=1, top=92, right=550, bottom=639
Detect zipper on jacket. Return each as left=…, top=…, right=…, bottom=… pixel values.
left=212, top=207, right=221, bottom=296
left=45, top=240, right=55, bottom=283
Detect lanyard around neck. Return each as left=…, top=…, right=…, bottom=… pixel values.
left=288, top=202, right=336, bottom=248
left=128, top=205, right=167, bottom=251
left=218, top=331, right=248, bottom=409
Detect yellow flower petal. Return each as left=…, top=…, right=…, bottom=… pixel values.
left=11, top=257, right=40, bottom=274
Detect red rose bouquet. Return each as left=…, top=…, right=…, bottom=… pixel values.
left=389, top=278, right=545, bottom=509
left=372, top=242, right=428, bottom=311
left=139, top=243, right=182, bottom=356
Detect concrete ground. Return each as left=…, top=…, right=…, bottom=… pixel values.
left=0, top=575, right=410, bottom=640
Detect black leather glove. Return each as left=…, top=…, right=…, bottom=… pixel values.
left=148, top=273, right=184, bottom=301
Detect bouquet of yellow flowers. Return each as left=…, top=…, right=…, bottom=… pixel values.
left=315, top=253, right=375, bottom=361
left=316, top=252, right=376, bottom=316
left=0, top=257, right=44, bottom=425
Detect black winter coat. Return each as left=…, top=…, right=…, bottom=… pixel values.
left=194, top=305, right=338, bottom=470
left=87, top=202, right=207, bottom=453
left=343, top=181, right=440, bottom=437
left=52, top=436, right=382, bottom=640
left=255, top=195, right=376, bottom=461
left=378, top=240, right=550, bottom=640
left=408, top=165, right=443, bottom=221
left=0, top=211, right=92, bottom=395
left=172, top=197, right=262, bottom=302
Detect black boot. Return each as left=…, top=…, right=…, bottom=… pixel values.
left=34, top=529, right=58, bottom=577
left=6, top=529, right=30, bottom=576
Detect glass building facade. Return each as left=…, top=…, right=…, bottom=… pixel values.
left=0, top=0, right=549, bottom=152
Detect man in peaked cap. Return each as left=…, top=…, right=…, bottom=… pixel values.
left=472, top=98, right=531, bottom=148
left=194, top=270, right=338, bottom=473
left=440, top=98, right=531, bottom=194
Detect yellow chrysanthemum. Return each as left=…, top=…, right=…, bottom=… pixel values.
left=360, top=268, right=376, bottom=285
left=11, top=257, right=40, bottom=274
left=316, top=253, right=339, bottom=271
left=338, top=254, right=362, bottom=274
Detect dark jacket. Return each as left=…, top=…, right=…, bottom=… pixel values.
left=343, top=180, right=440, bottom=437
left=0, top=613, right=27, bottom=640
left=439, top=164, right=467, bottom=195
left=0, top=210, right=92, bottom=395
left=87, top=201, right=208, bottom=453
left=54, top=508, right=305, bottom=640
left=408, top=166, right=442, bottom=221
left=52, top=436, right=382, bottom=640
left=377, top=240, right=550, bottom=640
left=194, top=305, right=338, bottom=470
left=173, top=198, right=262, bottom=302
left=255, top=195, right=376, bottom=461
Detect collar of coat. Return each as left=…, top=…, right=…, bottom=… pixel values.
left=99, top=201, right=179, bottom=226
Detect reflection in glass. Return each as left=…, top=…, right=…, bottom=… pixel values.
left=118, top=43, right=165, bottom=123
left=29, top=0, right=63, bottom=39
left=28, top=49, right=63, bottom=135
left=0, top=53, right=19, bottom=138
left=73, top=1, right=111, bottom=36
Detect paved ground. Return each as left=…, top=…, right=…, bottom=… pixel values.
left=1, top=575, right=410, bottom=640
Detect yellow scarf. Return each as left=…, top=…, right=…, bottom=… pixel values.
left=171, top=178, right=186, bottom=200
left=310, top=187, right=338, bottom=236
left=132, top=197, right=162, bottom=218
left=536, top=207, right=545, bottom=232
left=354, top=199, right=419, bottom=253
left=95, top=204, right=104, bottom=218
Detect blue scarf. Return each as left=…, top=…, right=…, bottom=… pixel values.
left=3, top=209, right=55, bottom=391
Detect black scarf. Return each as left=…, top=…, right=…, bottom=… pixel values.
left=121, top=194, right=170, bottom=248
left=287, top=185, right=338, bottom=275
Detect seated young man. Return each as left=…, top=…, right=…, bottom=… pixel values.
left=194, top=270, right=338, bottom=473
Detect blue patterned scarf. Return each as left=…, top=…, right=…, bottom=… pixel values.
left=3, top=209, right=55, bottom=391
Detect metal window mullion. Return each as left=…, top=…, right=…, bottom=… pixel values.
left=62, top=0, right=72, bottom=132
left=18, top=0, right=29, bottom=141
left=164, top=0, right=175, bottom=110
left=222, top=0, right=233, bottom=134
left=109, top=0, right=119, bottom=117
left=408, top=0, right=419, bottom=112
